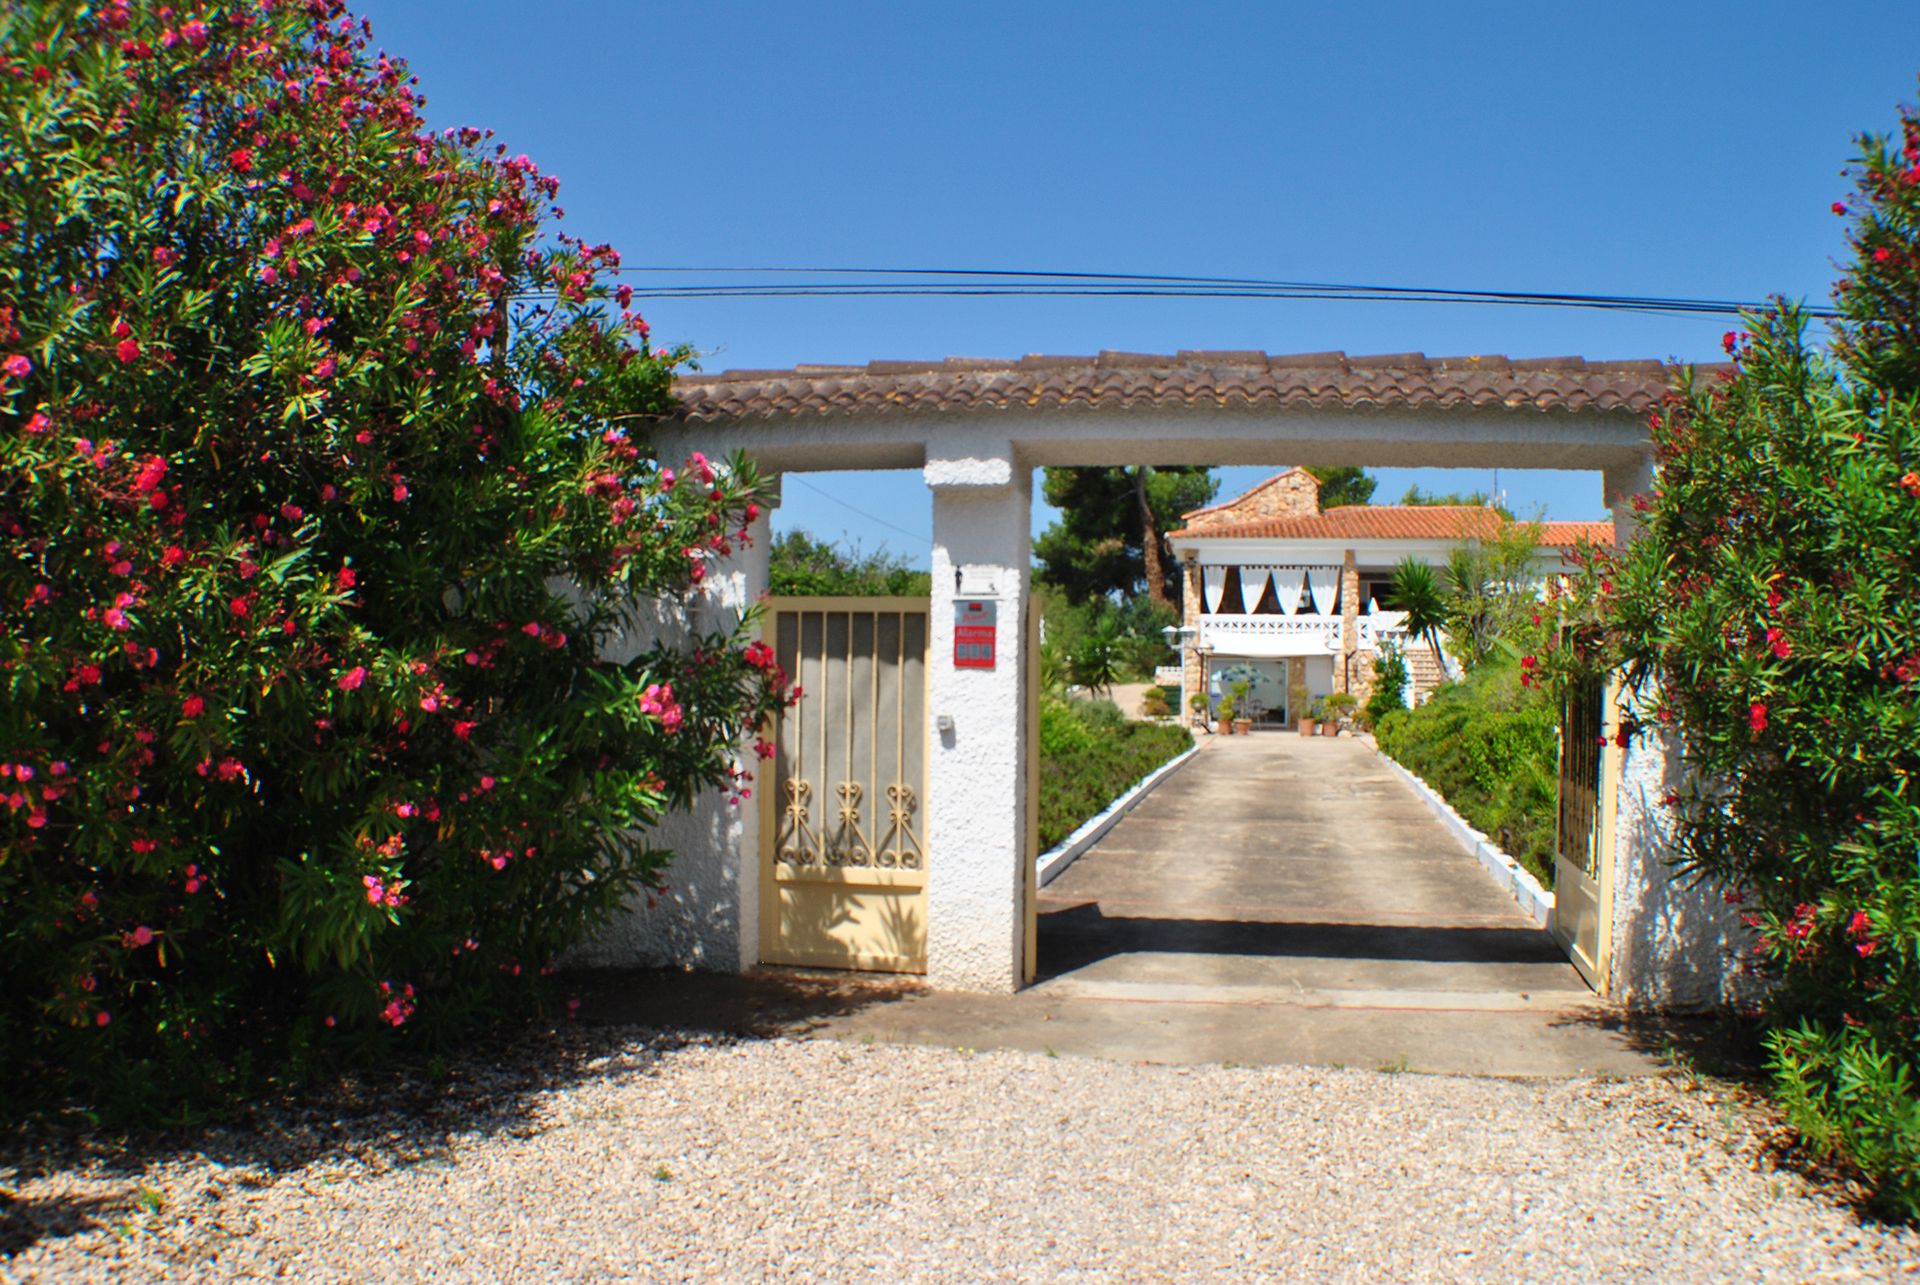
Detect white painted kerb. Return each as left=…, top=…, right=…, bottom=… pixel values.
left=1037, top=740, right=1204, bottom=887
left=1367, top=740, right=1554, bottom=929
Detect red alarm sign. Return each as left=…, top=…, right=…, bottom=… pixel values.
left=954, top=599, right=997, bottom=669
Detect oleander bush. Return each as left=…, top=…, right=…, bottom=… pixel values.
left=0, top=1, right=786, bottom=1119
left=1372, top=661, right=1557, bottom=886
left=1037, top=698, right=1190, bottom=850
left=1537, top=95, right=1920, bottom=1217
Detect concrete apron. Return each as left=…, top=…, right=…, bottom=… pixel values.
left=583, top=734, right=1657, bottom=1078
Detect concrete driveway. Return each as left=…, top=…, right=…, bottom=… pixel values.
left=583, top=732, right=1655, bottom=1077
left=1020, top=731, right=1642, bottom=1074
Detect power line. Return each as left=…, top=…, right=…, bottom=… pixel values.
left=610, top=264, right=1798, bottom=314
left=510, top=267, right=1837, bottom=319
left=786, top=473, right=927, bottom=543
left=607, top=286, right=1805, bottom=319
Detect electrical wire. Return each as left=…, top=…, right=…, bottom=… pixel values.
left=786, top=474, right=928, bottom=543
left=510, top=266, right=1836, bottom=319
left=612, top=264, right=1804, bottom=314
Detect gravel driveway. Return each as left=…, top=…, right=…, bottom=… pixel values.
left=4, top=1029, right=1915, bottom=1283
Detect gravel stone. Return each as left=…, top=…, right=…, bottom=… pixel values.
left=4, top=1029, right=1916, bottom=1283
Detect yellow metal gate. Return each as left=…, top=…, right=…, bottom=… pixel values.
left=758, top=597, right=929, bottom=973
left=1551, top=672, right=1623, bottom=992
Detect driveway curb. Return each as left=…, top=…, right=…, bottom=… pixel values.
left=1037, top=739, right=1205, bottom=887
left=1365, top=740, right=1555, bottom=928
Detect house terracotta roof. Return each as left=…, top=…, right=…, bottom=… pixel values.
left=1172, top=506, right=1617, bottom=546
left=667, top=350, right=1689, bottom=423
left=1539, top=520, right=1616, bottom=548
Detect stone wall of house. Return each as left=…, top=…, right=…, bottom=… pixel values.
left=1349, top=649, right=1379, bottom=711
left=1183, top=468, right=1320, bottom=529
left=1337, top=550, right=1360, bottom=694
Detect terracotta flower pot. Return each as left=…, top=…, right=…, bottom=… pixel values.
left=1234, top=719, right=1253, bottom=735
left=1299, top=719, right=1317, bottom=736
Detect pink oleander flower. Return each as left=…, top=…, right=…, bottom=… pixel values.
left=338, top=665, right=367, bottom=691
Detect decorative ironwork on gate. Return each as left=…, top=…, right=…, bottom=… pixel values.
left=761, top=597, right=929, bottom=973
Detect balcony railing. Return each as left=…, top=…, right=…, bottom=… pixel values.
left=1197, top=609, right=1411, bottom=658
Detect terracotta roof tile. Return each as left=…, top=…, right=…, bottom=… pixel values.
left=1539, top=520, right=1617, bottom=547
left=666, top=350, right=1698, bottom=423
left=1172, top=506, right=1617, bottom=546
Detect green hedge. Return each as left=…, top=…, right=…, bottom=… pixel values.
left=1038, top=699, right=1192, bottom=850
left=1373, top=662, right=1557, bottom=887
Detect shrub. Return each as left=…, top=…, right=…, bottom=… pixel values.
left=1373, top=662, right=1556, bottom=885
left=768, top=529, right=930, bottom=597
left=1037, top=699, right=1190, bottom=849
left=0, top=2, right=786, bottom=1118
left=1537, top=94, right=1920, bottom=1218
left=1365, top=643, right=1409, bottom=728
left=1072, top=698, right=1127, bottom=731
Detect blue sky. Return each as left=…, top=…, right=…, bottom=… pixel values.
left=358, top=1, right=1919, bottom=564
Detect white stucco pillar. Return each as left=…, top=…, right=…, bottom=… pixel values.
left=1598, top=450, right=1754, bottom=1009
left=1607, top=714, right=1757, bottom=1010
left=925, top=448, right=1031, bottom=992
left=1602, top=453, right=1653, bottom=546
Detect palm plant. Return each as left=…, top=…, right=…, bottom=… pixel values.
left=1069, top=620, right=1121, bottom=698
left=1390, top=557, right=1451, bottom=681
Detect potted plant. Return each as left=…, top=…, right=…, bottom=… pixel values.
left=1229, top=678, right=1254, bottom=735
left=1188, top=690, right=1212, bottom=733
left=1304, top=694, right=1327, bottom=736
left=1322, top=692, right=1358, bottom=736
left=1216, top=693, right=1236, bottom=734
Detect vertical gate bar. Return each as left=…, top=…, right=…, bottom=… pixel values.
left=790, top=610, right=804, bottom=863
left=821, top=606, right=829, bottom=845
left=896, top=606, right=906, bottom=856
left=870, top=610, right=880, bottom=865
left=852, top=606, right=860, bottom=845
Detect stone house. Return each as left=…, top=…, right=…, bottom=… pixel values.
left=1166, top=468, right=1613, bottom=724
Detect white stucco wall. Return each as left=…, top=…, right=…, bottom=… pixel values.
left=924, top=460, right=1032, bottom=992
left=1606, top=716, right=1760, bottom=1011
left=1301, top=655, right=1336, bottom=702
left=570, top=506, right=771, bottom=973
